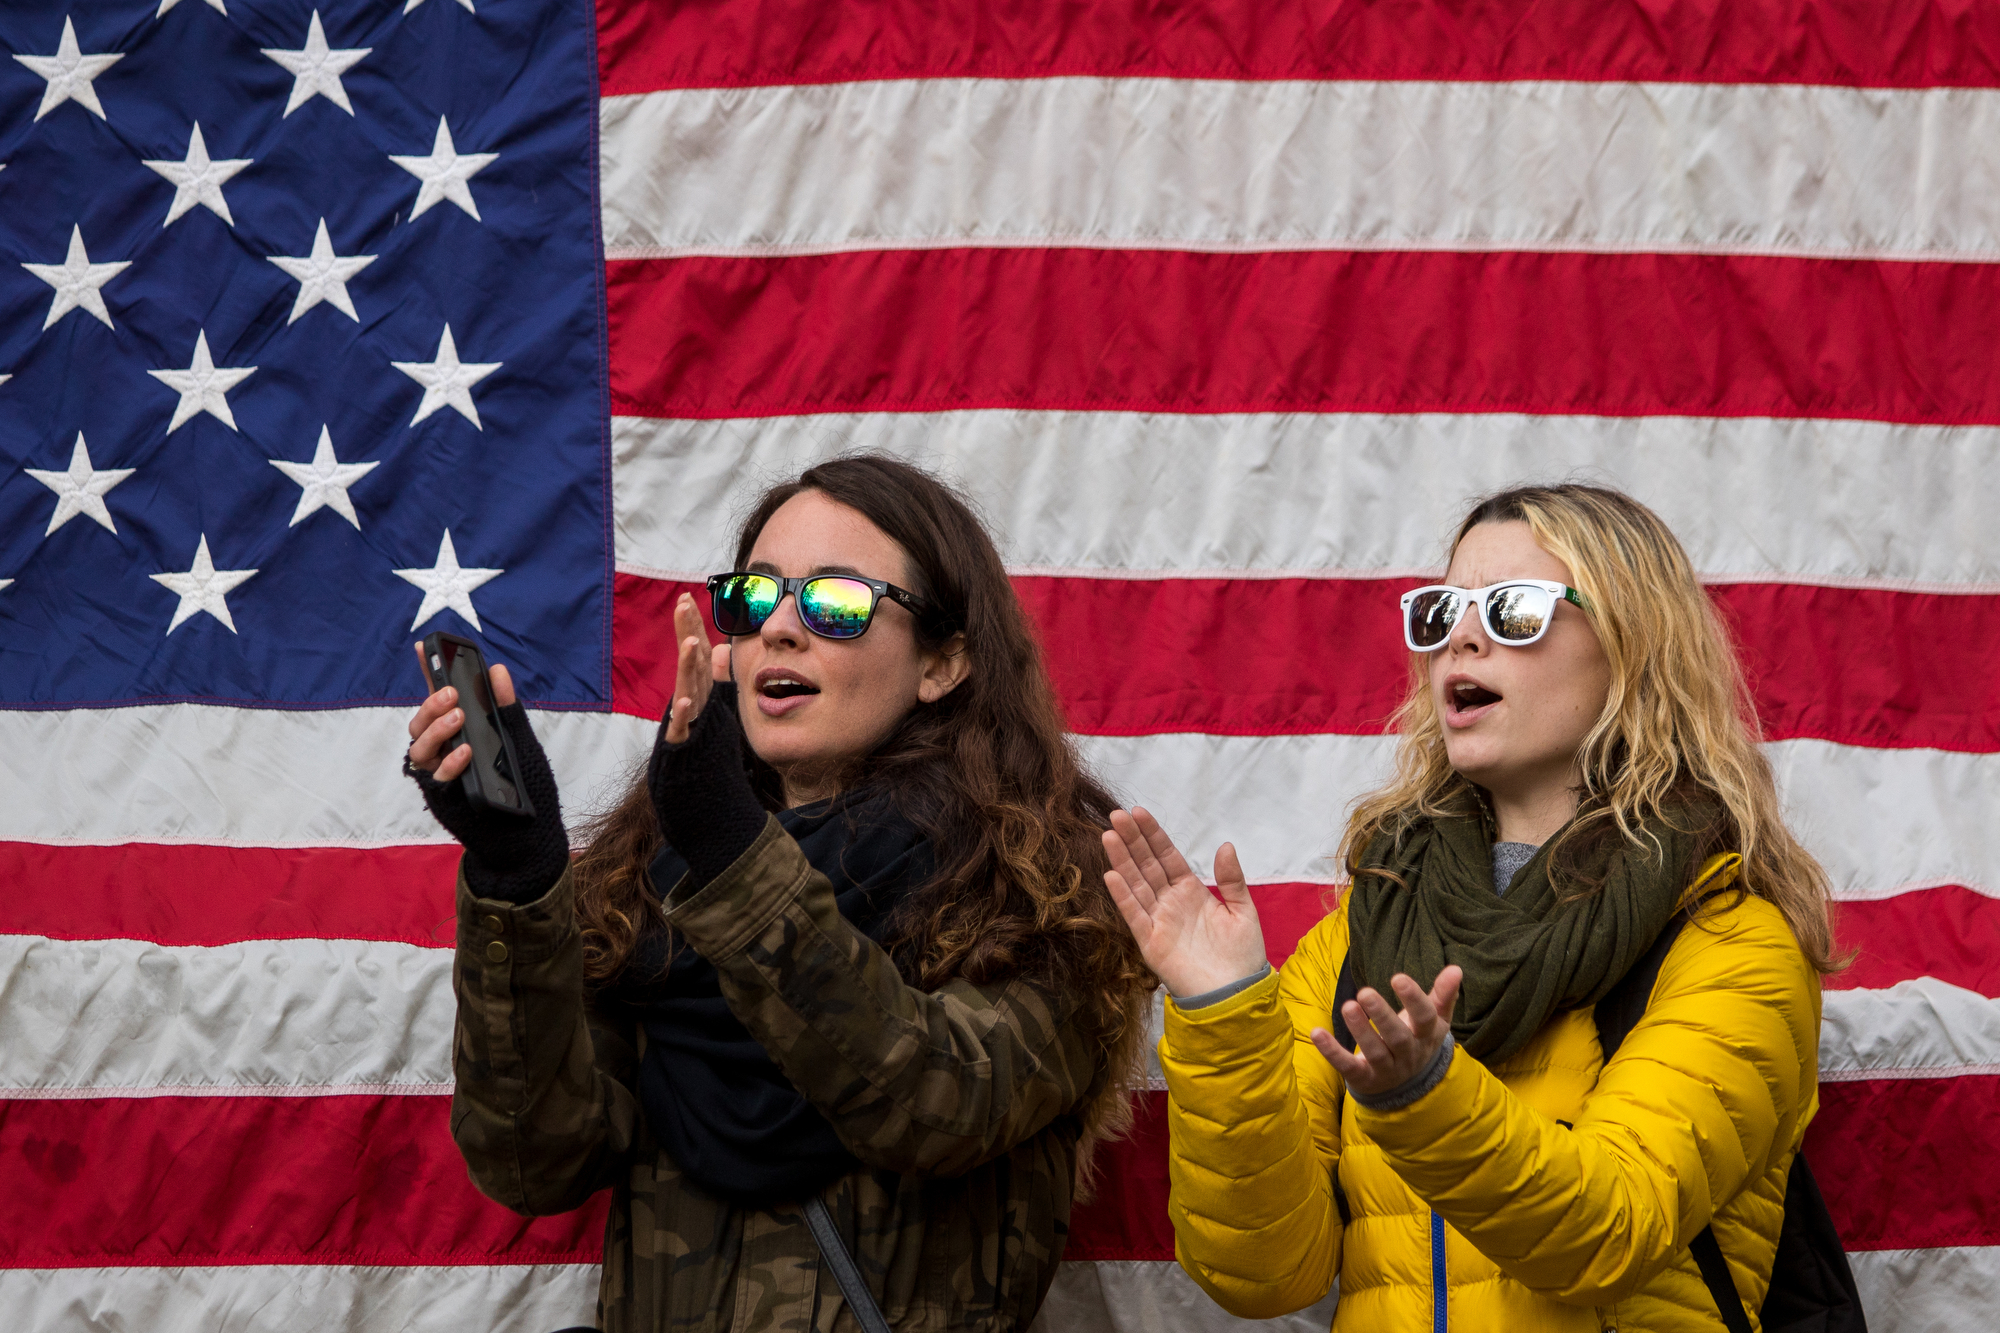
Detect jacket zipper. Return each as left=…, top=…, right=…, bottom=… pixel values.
left=1431, top=1210, right=1448, bottom=1333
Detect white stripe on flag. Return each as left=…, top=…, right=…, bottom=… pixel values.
left=1818, top=979, right=2000, bottom=1083
left=7, top=713, right=1996, bottom=896
left=601, top=79, right=2000, bottom=262
left=0, top=1262, right=598, bottom=1333
left=4, top=936, right=1992, bottom=1095
left=1847, top=1246, right=2000, bottom=1333
left=0, top=705, right=656, bottom=848
left=0, top=935, right=453, bottom=1097
left=610, top=412, right=2000, bottom=589
left=1074, top=731, right=2000, bottom=898
left=1030, top=1260, right=1338, bottom=1333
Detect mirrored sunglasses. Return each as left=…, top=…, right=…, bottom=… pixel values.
left=706, top=571, right=937, bottom=641
left=1399, top=580, right=1590, bottom=652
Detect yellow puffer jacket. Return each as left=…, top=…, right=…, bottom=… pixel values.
left=1158, top=874, right=1820, bottom=1332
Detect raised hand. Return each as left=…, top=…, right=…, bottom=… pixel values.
left=406, top=645, right=517, bottom=782
left=663, top=592, right=732, bottom=743
left=1310, top=967, right=1463, bottom=1098
left=1102, top=807, right=1268, bottom=998
left=402, top=644, right=569, bottom=904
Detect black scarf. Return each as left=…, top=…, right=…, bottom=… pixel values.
left=603, top=789, right=932, bottom=1203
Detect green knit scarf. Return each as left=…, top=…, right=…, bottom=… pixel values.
left=1345, top=796, right=1713, bottom=1063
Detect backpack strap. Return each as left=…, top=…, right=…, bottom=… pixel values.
left=1593, top=853, right=1743, bottom=1063
left=1593, top=851, right=1752, bottom=1333
left=1690, top=1230, right=1754, bottom=1333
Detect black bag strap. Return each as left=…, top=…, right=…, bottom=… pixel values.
left=804, top=1194, right=894, bottom=1333
left=1690, top=1229, right=1755, bottom=1333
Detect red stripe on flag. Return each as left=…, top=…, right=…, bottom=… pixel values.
left=1810, top=1074, right=2000, bottom=1250
left=596, top=0, right=2000, bottom=94
left=0, top=1095, right=604, bottom=1268
left=1714, top=581, right=2000, bottom=754
left=0, top=1009, right=1981, bottom=1266
left=1015, top=575, right=1412, bottom=739
left=612, top=575, right=716, bottom=722
left=607, top=250, right=2000, bottom=426
left=15, top=848, right=1995, bottom=998
left=1251, top=881, right=1338, bottom=966
left=0, top=843, right=462, bottom=948
left=612, top=572, right=2000, bottom=753
left=1067, top=1090, right=1173, bottom=1261
left=1828, top=886, right=2000, bottom=996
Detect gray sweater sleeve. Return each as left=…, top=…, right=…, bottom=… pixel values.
left=1171, top=962, right=1274, bottom=1011
left=1346, top=1033, right=1456, bottom=1111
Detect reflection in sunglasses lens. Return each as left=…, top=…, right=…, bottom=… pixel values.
left=1408, top=589, right=1462, bottom=648
left=1489, top=586, right=1549, bottom=642
left=718, top=574, right=780, bottom=634
left=799, top=577, right=876, bottom=639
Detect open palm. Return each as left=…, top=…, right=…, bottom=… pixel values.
left=1103, top=807, right=1268, bottom=998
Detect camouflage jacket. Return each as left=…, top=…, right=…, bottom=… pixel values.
left=450, top=815, right=1108, bottom=1332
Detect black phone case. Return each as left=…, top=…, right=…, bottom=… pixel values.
left=419, top=632, right=536, bottom=818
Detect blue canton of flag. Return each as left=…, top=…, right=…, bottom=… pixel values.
left=0, top=0, right=608, bottom=708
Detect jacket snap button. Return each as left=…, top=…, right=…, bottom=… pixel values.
left=483, top=915, right=504, bottom=932
left=485, top=940, right=509, bottom=963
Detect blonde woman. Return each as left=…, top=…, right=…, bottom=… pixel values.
left=1104, top=485, right=1841, bottom=1331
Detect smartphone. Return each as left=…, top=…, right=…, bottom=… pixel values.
left=418, top=632, right=536, bottom=818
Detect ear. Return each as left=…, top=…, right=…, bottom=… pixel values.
left=916, top=632, right=971, bottom=704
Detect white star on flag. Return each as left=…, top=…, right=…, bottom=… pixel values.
left=390, top=118, right=498, bottom=222
left=14, top=17, right=123, bottom=123
left=23, top=225, right=131, bottom=331
left=262, top=11, right=370, bottom=117
left=143, top=123, right=253, bottom=228
left=148, top=330, right=258, bottom=433
left=405, top=0, right=477, bottom=12
left=25, top=433, right=136, bottom=536
left=268, top=219, right=376, bottom=324
left=151, top=535, right=259, bottom=634
left=393, top=324, right=501, bottom=428
left=270, top=425, right=379, bottom=529
left=157, top=0, right=228, bottom=15
left=0, top=580, right=12, bottom=593
left=395, top=530, right=502, bottom=631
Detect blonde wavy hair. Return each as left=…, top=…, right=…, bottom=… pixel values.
left=1339, top=483, right=1840, bottom=974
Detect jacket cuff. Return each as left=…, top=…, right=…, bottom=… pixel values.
left=1172, top=962, right=1274, bottom=1011
left=1160, top=965, right=1286, bottom=1061
left=1347, top=1034, right=1455, bottom=1111
left=456, top=857, right=576, bottom=966
left=1350, top=1036, right=1491, bottom=1149
left=659, top=814, right=804, bottom=960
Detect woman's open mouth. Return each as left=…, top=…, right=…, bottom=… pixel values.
left=756, top=670, right=821, bottom=716
left=1446, top=677, right=1503, bottom=726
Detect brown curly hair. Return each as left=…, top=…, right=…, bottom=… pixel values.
left=566, top=454, right=1153, bottom=1187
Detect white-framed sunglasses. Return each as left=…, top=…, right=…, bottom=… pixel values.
left=1399, top=580, right=1591, bottom=652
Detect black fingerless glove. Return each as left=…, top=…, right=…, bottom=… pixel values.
left=648, top=680, right=770, bottom=892
left=407, top=701, right=570, bottom=904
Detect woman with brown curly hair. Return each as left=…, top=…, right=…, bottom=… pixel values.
left=403, top=454, right=1148, bottom=1333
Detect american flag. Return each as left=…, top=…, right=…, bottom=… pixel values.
left=4, top=1, right=1997, bottom=1329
